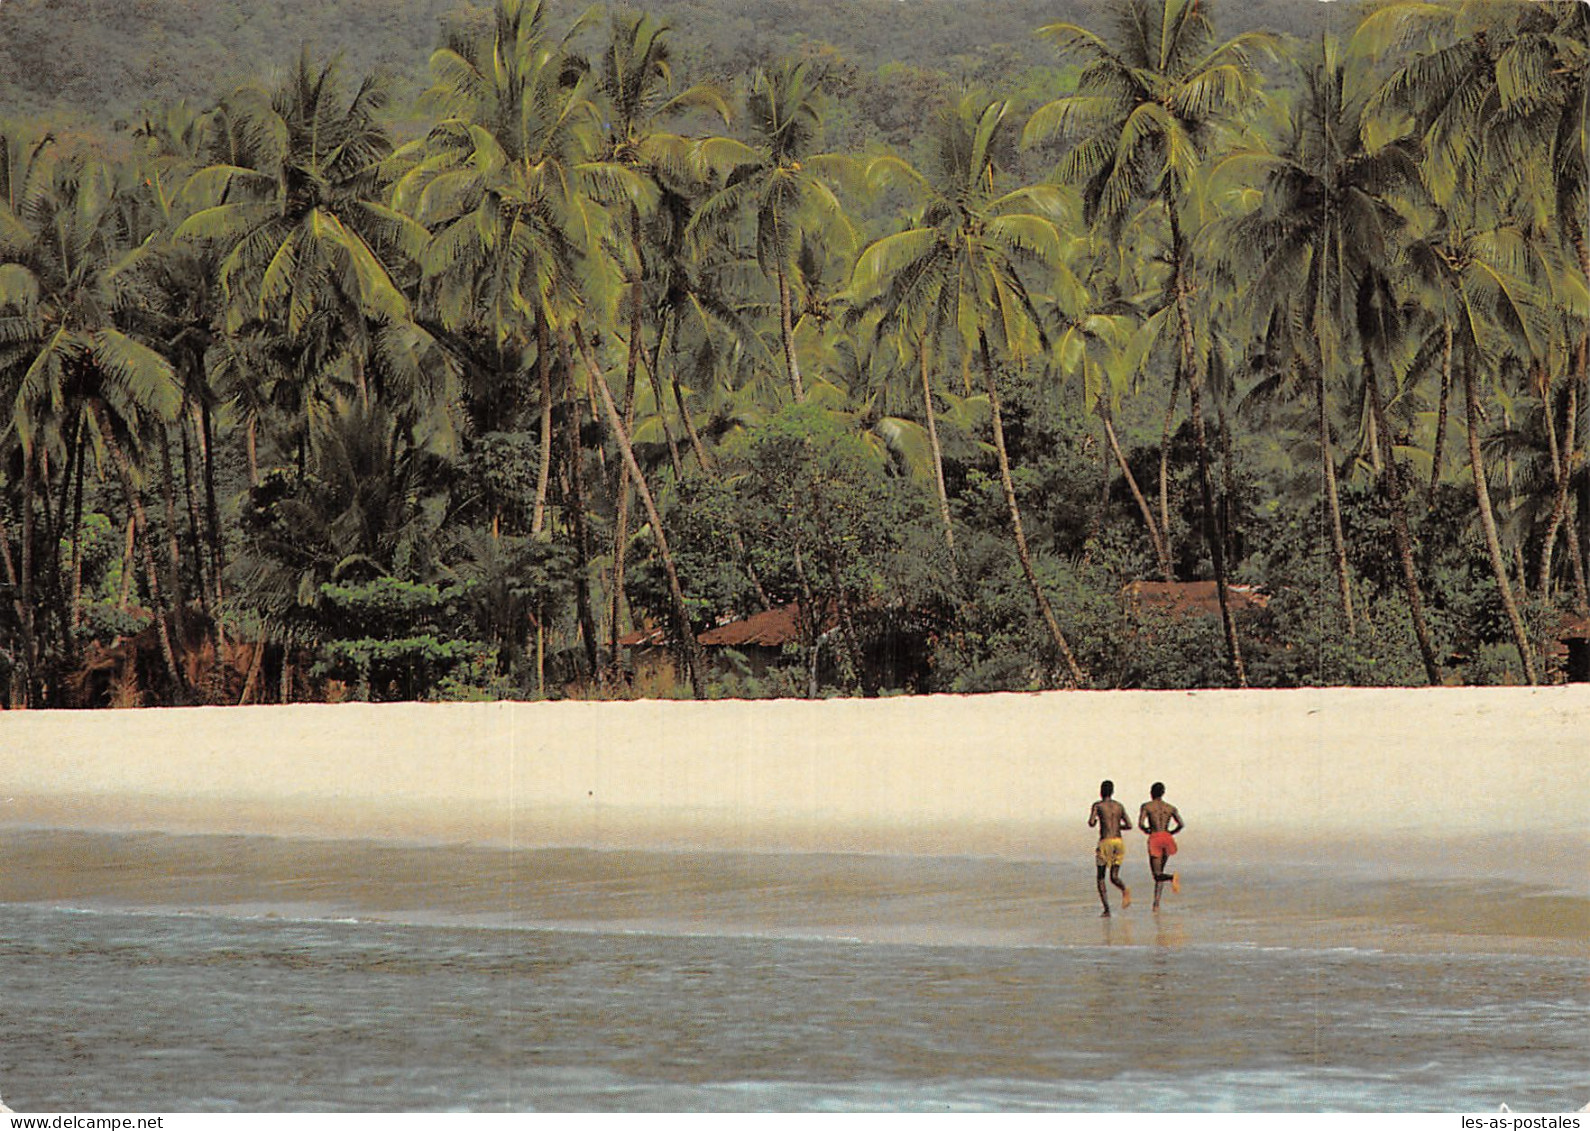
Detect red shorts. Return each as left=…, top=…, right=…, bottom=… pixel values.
left=1148, top=831, right=1178, bottom=857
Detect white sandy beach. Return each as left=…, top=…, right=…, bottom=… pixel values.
left=2, top=688, right=1586, bottom=868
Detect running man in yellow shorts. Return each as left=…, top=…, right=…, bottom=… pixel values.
left=1088, top=779, right=1132, bottom=916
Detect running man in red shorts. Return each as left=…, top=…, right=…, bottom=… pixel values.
left=1138, top=781, right=1184, bottom=911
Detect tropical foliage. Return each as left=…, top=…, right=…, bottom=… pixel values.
left=1, top=0, right=1586, bottom=706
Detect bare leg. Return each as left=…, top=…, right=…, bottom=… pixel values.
left=1149, top=851, right=1166, bottom=910
left=1096, top=864, right=1110, bottom=915
left=1111, top=864, right=1131, bottom=909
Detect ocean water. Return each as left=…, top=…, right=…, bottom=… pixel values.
left=0, top=829, right=1585, bottom=1113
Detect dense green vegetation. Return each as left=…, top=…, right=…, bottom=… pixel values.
left=1, top=0, right=1586, bottom=705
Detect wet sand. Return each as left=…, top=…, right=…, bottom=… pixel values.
left=2, top=688, right=1586, bottom=861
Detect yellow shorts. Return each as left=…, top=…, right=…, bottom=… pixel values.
left=1095, top=838, right=1126, bottom=867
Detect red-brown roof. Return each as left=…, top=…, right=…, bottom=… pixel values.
left=698, top=602, right=810, bottom=647
left=617, top=625, right=668, bottom=647
left=1122, top=580, right=1269, bottom=617
left=1556, top=614, right=1590, bottom=641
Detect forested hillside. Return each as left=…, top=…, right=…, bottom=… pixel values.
left=1, top=0, right=1586, bottom=707
left=0, top=0, right=1337, bottom=125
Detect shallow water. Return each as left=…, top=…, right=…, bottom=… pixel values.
left=0, top=829, right=1585, bottom=1112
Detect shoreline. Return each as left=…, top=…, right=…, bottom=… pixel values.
left=4, top=824, right=1586, bottom=958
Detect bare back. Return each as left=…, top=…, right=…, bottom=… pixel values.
left=1090, top=798, right=1129, bottom=841
left=1138, top=799, right=1183, bottom=835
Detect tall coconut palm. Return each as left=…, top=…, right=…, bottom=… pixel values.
left=394, top=0, right=615, bottom=680
left=1528, top=232, right=1590, bottom=606
left=1055, top=303, right=1175, bottom=582
left=1024, top=0, right=1280, bottom=686
left=592, top=10, right=732, bottom=682
left=177, top=52, right=430, bottom=462
left=113, top=107, right=243, bottom=650
left=851, top=95, right=1088, bottom=686
left=399, top=0, right=705, bottom=696
left=1216, top=35, right=1426, bottom=642
left=846, top=290, right=962, bottom=577
left=690, top=59, right=854, bottom=403
left=1401, top=207, right=1551, bottom=683
left=0, top=150, right=188, bottom=699
left=1360, top=0, right=1590, bottom=617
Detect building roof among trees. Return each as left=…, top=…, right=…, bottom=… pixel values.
left=1122, top=581, right=1270, bottom=618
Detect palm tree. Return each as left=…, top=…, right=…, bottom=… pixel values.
left=399, top=0, right=706, bottom=696
left=177, top=52, right=430, bottom=461
left=569, top=320, right=707, bottom=697
left=1025, top=0, right=1280, bottom=686
left=1055, top=303, right=1175, bottom=582
left=114, top=106, right=242, bottom=652
left=0, top=149, right=188, bottom=699
left=851, top=95, right=1088, bottom=686
left=690, top=59, right=854, bottom=403
left=1216, top=35, right=1426, bottom=641
left=394, top=0, right=612, bottom=680
left=592, top=11, right=732, bottom=682
left=1402, top=207, right=1549, bottom=683
left=1360, top=0, right=1590, bottom=621
left=847, top=295, right=962, bottom=576
left=1353, top=270, right=1445, bottom=684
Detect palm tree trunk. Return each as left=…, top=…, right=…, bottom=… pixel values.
left=641, top=314, right=686, bottom=479
left=776, top=262, right=805, bottom=402
left=19, top=446, right=36, bottom=700
left=1566, top=510, right=1589, bottom=615
left=118, top=516, right=135, bottom=611
left=1214, top=388, right=1240, bottom=571
left=979, top=329, right=1087, bottom=688
left=91, top=399, right=187, bottom=700
left=199, top=400, right=226, bottom=648
left=557, top=333, right=601, bottom=683
left=70, top=423, right=86, bottom=631
left=237, top=636, right=265, bottom=706
left=1101, top=392, right=1171, bottom=581
left=1539, top=343, right=1582, bottom=596
left=535, top=601, right=546, bottom=697
left=1429, top=319, right=1453, bottom=499
left=46, top=420, right=83, bottom=683
left=1158, top=366, right=1180, bottom=552
left=0, top=508, right=31, bottom=706
left=531, top=312, right=554, bottom=539
left=607, top=271, right=645, bottom=686
left=667, top=333, right=712, bottom=469
left=1317, top=364, right=1355, bottom=631
left=178, top=410, right=210, bottom=624
left=159, top=429, right=188, bottom=647
left=1167, top=199, right=1246, bottom=687
left=35, top=444, right=66, bottom=679
left=1463, top=348, right=1537, bottom=684
left=51, top=415, right=81, bottom=596
left=573, top=323, right=706, bottom=699
left=919, top=340, right=959, bottom=577
left=1363, top=358, right=1442, bottom=686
